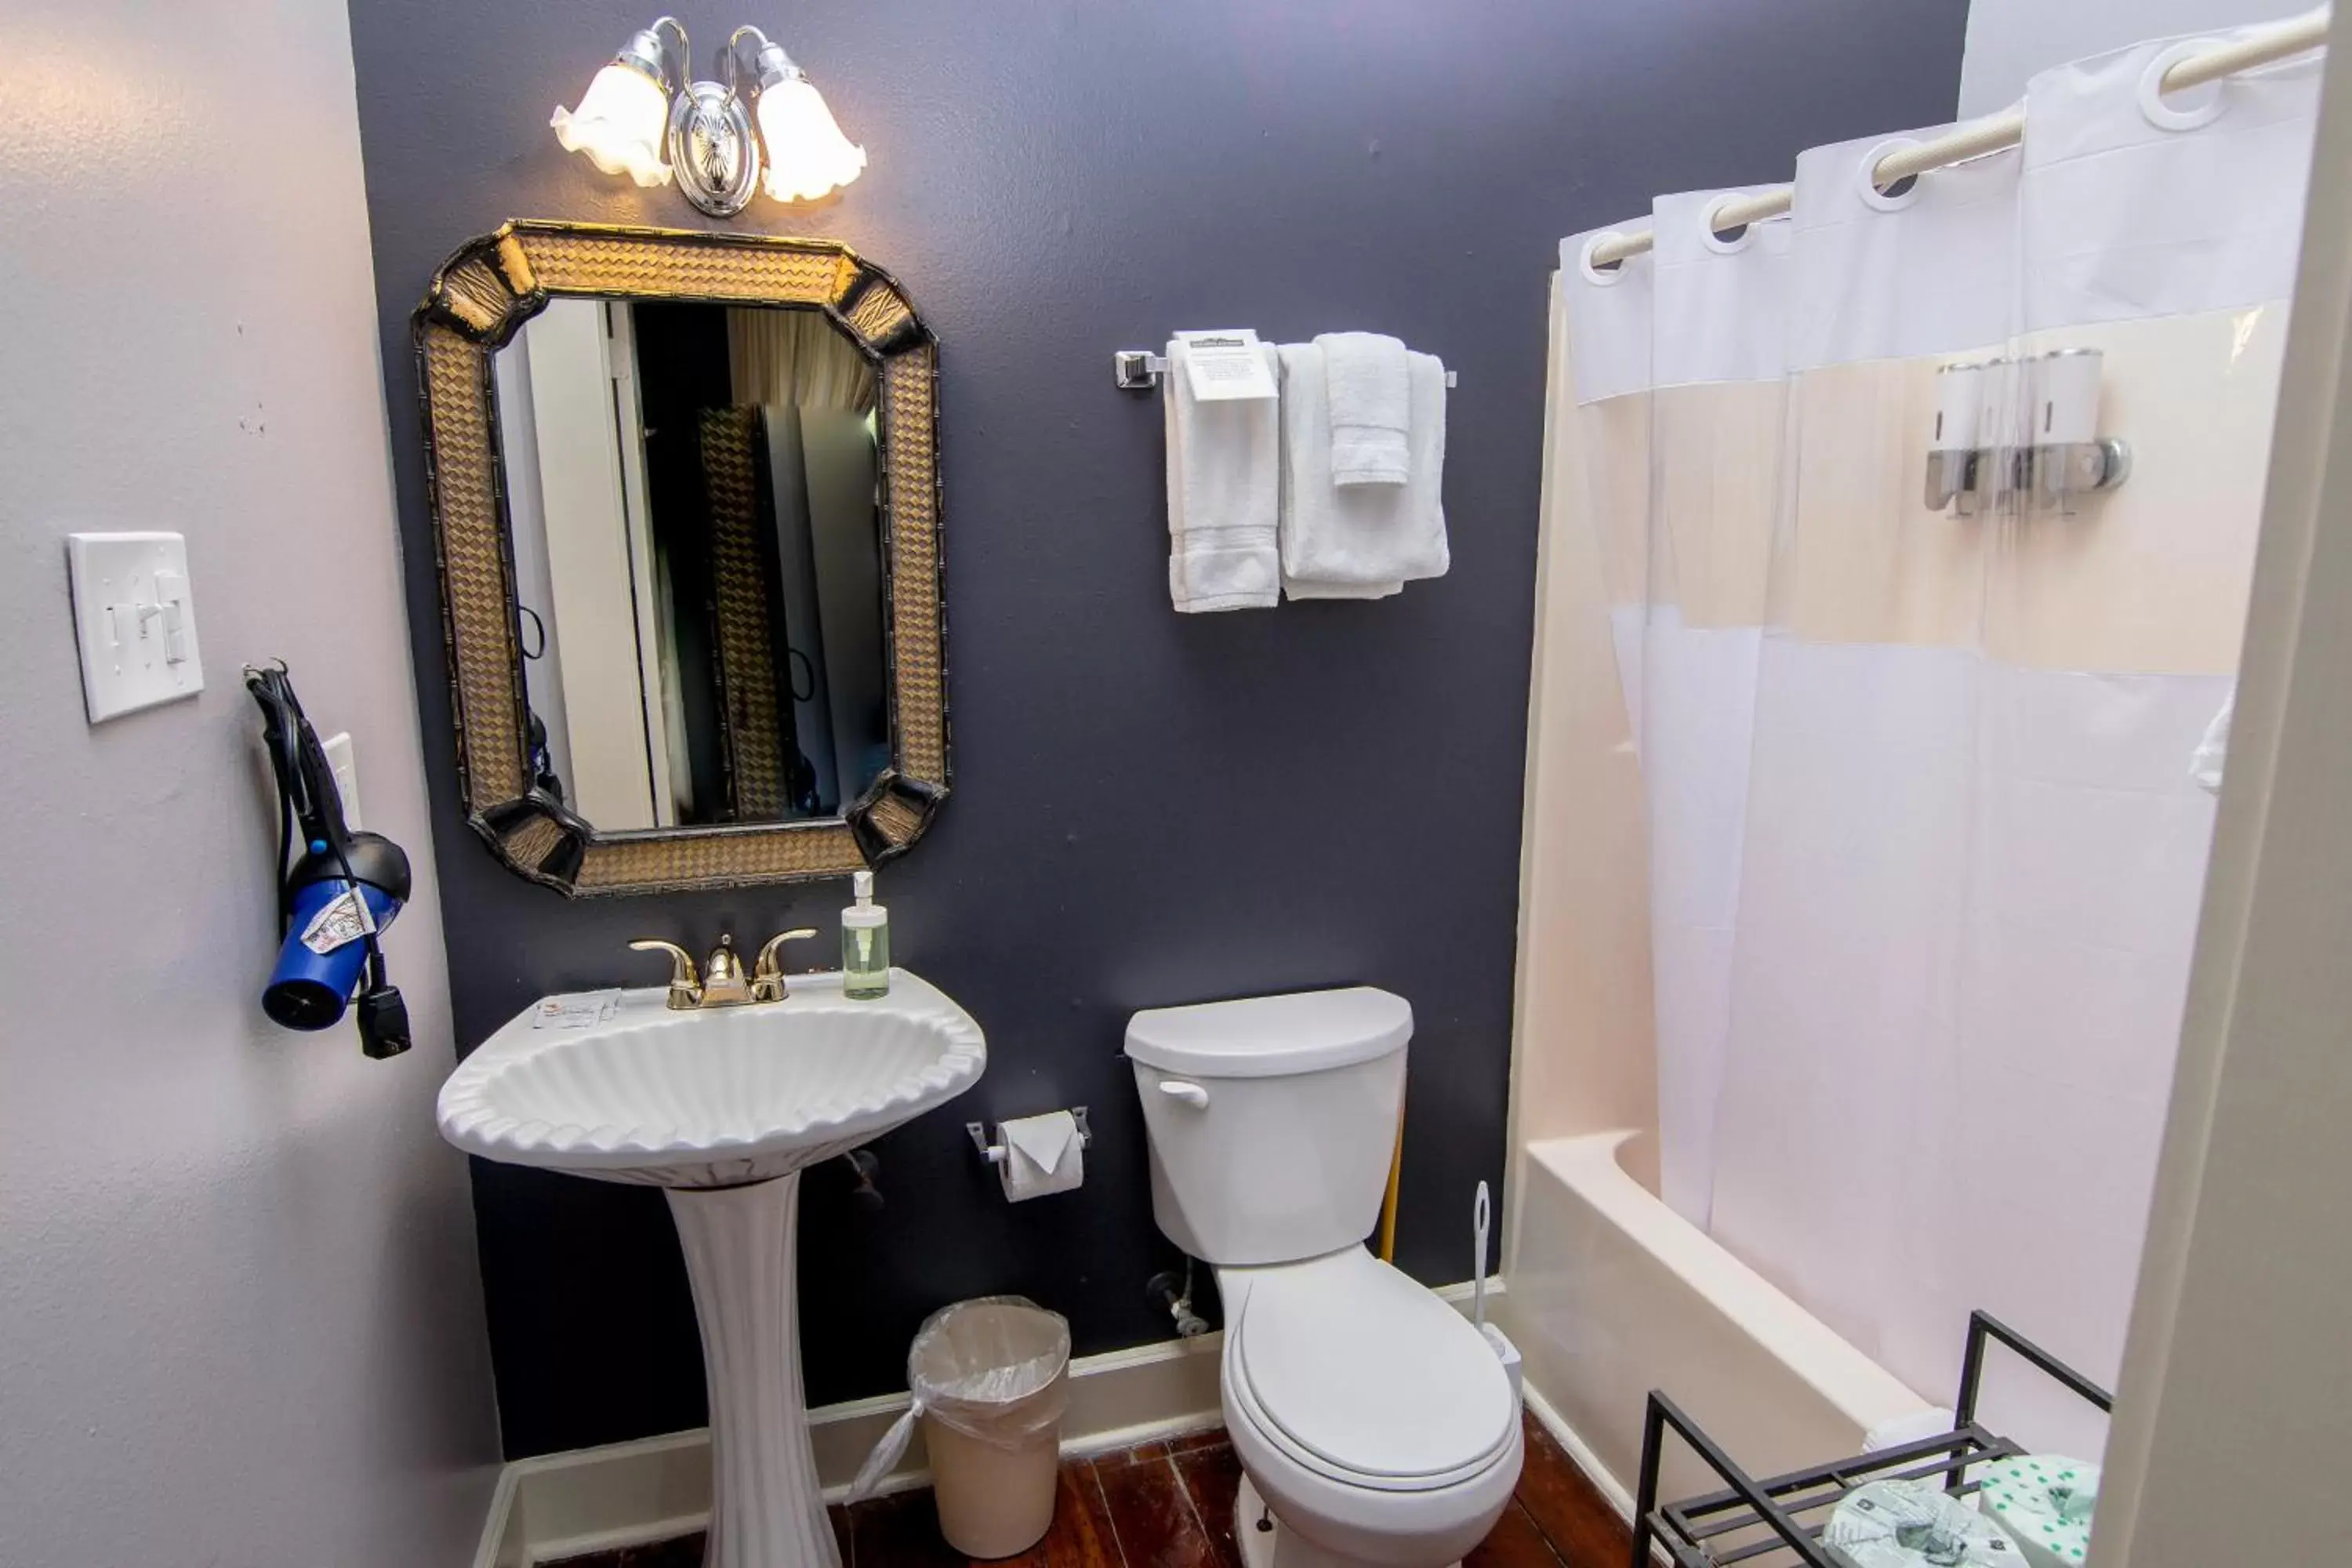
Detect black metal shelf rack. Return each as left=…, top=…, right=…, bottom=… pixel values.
left=1631, top=1311, right=2114, bottom=1568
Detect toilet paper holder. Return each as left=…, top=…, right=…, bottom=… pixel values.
left=967, top=1107, right=1091, bottom=1166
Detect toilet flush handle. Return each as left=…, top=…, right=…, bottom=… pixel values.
left=1157, top=1080, right=1211, bottom=1109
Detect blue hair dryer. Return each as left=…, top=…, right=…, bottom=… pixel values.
left=247, top=664, right=414, bottom=1058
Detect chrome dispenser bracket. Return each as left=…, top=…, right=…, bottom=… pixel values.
left=2033, top=437, right=2132, bottom=514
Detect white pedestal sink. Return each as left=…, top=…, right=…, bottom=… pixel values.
left=437, top=969, right=985, bottom=1568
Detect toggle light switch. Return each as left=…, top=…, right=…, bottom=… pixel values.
left=154, top=569, right=190, bottom=663
left=65, top=532, right=205, bottom=724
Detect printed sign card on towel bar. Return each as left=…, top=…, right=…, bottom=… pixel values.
left=1177, top=328, right=1278, bottom=401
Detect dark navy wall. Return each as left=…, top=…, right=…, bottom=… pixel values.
left=347, top=0, right=1965, bottom=1459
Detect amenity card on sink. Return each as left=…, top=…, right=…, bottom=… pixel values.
left=533, top=989, right=622, bottom=1029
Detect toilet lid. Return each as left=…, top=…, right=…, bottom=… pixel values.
left=1232, top=1249, right=1515, bottom=1486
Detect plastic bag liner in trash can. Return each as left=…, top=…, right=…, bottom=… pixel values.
left=848, top=1297, right=1072, bottom=1545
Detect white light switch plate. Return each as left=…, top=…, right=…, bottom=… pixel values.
left=66, top=532, right=204, bottom=724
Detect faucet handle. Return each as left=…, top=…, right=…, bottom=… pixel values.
left=629, top=939, right=702, bottom=1011
left=752, top=927, right=823, bottom=1002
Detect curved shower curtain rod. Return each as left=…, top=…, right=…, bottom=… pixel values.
left=1583, top=6, right=2332, bottom=270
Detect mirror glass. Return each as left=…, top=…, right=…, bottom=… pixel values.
left=492, top=300, right=887, bottom=832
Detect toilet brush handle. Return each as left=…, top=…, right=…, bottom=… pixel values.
left=1472, top=1181, right=1491, bottom=1329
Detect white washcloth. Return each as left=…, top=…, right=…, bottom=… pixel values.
left=1277, top=342, right=1448, bottom=597
left=1316, top=332, right=1412, bottom=485
left=1163, top=339, right=1281, bottom=612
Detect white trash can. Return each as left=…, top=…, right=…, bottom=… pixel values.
left=848, top=1296, right=1072, bottom=1558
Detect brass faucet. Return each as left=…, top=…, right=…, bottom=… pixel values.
left=630, top=929, right=821, bottom=1010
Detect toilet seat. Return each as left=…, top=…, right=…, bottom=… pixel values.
left=1225, top=1248, right=1516, bottom=1493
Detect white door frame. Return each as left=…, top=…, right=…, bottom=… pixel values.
left=2094, top=26, right=2352, bottom=1566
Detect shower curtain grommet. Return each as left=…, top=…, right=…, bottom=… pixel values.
left=2140, top=39, right=2232, bottom=130
left=1577, top=231, right=1632, bottom=286
left=1699, top=197, right=1758, bottom=254
left=1854, top=138, right=1927, bottom=211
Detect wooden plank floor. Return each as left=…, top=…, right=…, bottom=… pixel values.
left=548, top=1411, right=1628, bottom=1568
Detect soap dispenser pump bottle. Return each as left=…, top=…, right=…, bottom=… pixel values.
left=842, top=869, right=890, bottom=999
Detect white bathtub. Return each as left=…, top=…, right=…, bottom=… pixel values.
left=1497, top=1131, right=1933, bottom=1519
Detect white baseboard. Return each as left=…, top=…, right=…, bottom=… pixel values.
left=1519, top=1378, right=1637, bottom=1526
left=1517, top=1379, right=1683, bottom=1567
left=473, top=1275, right=1502, bottom=1568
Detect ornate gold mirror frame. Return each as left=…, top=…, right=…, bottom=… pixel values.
left=413, top=220, right=947, bottom=895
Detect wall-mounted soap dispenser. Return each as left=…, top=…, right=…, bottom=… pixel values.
left=843, top=869, right=890, bottom=999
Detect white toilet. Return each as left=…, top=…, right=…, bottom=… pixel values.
left=1127, top=987, right=1521, bottom=1568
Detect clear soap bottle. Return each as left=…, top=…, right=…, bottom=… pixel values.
left=842, top=869, right=890, bottom=999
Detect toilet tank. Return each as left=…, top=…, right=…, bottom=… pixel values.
left=1126, top=988, right=1412, bottom=1266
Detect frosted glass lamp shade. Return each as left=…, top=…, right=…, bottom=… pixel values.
left=755, top=75, right=866, bottom=202
left=552, top=63, right=673, bottom=187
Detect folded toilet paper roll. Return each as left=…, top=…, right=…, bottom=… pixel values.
left=996, top=1111, right=1084, bottom=1202
left=1823, top=1479, right=2024, bottom=1568
left=1976, top=1456, right=2098, bottom=1568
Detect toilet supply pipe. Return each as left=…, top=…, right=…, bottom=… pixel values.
left=1148, top=1259, right=1212, bottom=1338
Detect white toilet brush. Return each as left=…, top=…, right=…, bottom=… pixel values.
left=1472, top=1181, right=1490, bottom=1331
left=1471, top=1179, right=1523, bottom=1401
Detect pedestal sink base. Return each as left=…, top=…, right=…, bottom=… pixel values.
left=667, top=1174, right=840, bottom=1568
left=437, top=974, right=986, bottom=1565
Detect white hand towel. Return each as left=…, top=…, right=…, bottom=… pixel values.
left=1277, top=342, right=1448, bottom=597
left=1164, top=338, right=1280, bottom=612
left=1316, top=332, right=1412, bottom=486
left=1283, top=577, right=1403, bottom=600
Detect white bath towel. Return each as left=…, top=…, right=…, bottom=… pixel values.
left=1277, top=342, right=1448, bottom=597
left=1163, top=338, right=1281, bottom=612
left=1316, top=332, right=1412, bottom=486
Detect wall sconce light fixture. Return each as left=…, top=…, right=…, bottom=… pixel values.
left=552, top=16, right=866, bottom=216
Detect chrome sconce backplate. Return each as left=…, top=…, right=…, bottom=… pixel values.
left=668, top=79, right=760, bottom=216
left=554, top=16, right=868, bottom=217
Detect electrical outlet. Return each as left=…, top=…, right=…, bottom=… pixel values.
left=323, top=731, right=363, bottom=832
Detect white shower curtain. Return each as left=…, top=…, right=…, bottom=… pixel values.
left=728, top=307, right=878, bottom=412
left=1555, top=24, right=2320, bottom=1454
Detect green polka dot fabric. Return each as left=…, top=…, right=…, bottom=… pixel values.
left=1974, top=1455, right=2100, bottom=1568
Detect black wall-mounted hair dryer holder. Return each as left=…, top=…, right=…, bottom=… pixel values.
left=245, top=662, right=414, bottom=1059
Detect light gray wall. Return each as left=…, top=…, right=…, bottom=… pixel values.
left=0, top=2, right=503, bottom=1563
left=1960, top=0, right=2310, bottom=114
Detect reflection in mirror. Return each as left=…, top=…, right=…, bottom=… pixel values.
left=492, top=301, right=887, bottom=833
